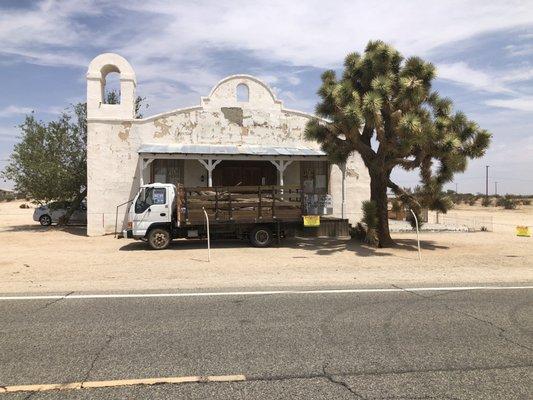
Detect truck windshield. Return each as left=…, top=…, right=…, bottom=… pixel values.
left=134, top=187, right=166, bottom=214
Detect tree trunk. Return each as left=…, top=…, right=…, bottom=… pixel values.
left=369, top=171, right=394, bottom=247
left=59, top=188, right=87, bottom=226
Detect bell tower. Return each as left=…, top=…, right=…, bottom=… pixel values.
left=86, top=53, right=137, bottom=120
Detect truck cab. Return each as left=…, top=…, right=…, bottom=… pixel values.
left=125, top=183, right=176, bottom=247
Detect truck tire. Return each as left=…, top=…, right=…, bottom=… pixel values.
left=148, top=228, right=171, bottom=250
left=249, top=226, right=273, bottom=247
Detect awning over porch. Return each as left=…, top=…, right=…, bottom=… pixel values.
left=137, top=143, right=327, bottom=160
left=137, top=143, right=331, bottom=188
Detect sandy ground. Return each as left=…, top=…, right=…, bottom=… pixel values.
left=0, top=200, right=532, bottom=294
left=445, top=203, right=533, bottom=233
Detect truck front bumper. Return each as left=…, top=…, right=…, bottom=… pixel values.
left=123, top=229, right=134, bottom=239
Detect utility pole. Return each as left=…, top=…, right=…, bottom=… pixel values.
left=494, top=181, right=498, bottom=196
left=455, top=182, right=458, bottom=194
left=485, top=165, right=489, bottom=198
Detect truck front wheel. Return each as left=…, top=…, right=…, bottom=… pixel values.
left=249, top=226, right=273, bottom=247
left=148, top=228, right=171, bottom=250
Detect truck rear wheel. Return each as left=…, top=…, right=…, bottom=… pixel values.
left=148, top=228, right=171, bottom=250
left=249, top=226, right=273, bottom=247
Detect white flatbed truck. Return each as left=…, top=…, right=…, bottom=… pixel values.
left=123, top=183, right=305, bottom=249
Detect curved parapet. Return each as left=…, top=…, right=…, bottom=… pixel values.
left=202, top=74, right=282, bottom=110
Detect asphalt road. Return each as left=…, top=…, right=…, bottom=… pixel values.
left=1, top=287, right=532, bottom=399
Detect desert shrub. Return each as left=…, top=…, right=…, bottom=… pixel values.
left=406, top=209, right=424, bottom=230
left=481, top=197, right=492, bottom=207
left=350, top=222, right=367, bottom=240
left=19, top=203, right=30, bottom=209
left=522, top=199, right=531, bottom=206
left=496, top=195, right=516, bottom=209
left=502, top=197, right=517, bottom=210
left=468, top=198, right=476, bottom=206
left=361, top=200, right=379, bottom=247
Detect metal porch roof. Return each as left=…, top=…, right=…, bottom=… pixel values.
left=137, top=144, right=327, bottom=157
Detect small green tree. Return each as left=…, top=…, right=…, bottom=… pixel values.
left=2, top=107, right=87, bottom=208
left=306, top=40, right=491, bottom=247
left=2, top=91, right=146, bottom=224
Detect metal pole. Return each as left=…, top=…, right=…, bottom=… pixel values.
left=410, top=209, right=421, bottom=261
left=485, top=165, right=489, bottom=198
left=455, top=182, right=458, bottom=193
left=341, top=163, right=346, bottom=219
left=495, top=181, right=498, bottom=196
left=202, top=207, right=210, bottom=262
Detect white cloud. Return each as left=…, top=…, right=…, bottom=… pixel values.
left=287, top=76, right=301, bottom=86
left=437, top=62, right=512, bottom=94
left=1, top=0, right=532, bottom=114
left=0, top=0, right=96, bottom=66
left=0, top=125, right=19, bottom=140
left=116, top=0, right=533, bottom=68
left=500, top=67, right=533, bottom=83
left=486, top=97, right=533, bottom=112
left=505, top=43, right=533, bottom=57
left=0, top=106, right=33, bottom=118
left=3, top=1, right=531, bottom=77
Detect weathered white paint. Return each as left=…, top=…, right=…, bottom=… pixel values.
left=86, top=54, right=370, bottom=236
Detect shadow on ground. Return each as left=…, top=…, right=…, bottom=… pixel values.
left=119, top=239, right=249, bottom=251
left=284, top=237, right=447, bottom=257
left=119, top=236, right=448, bottom=257
left=0, top=224, right=87, bottom=237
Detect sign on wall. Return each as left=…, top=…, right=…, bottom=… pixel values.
left=303, top=215, right=320, bottom=227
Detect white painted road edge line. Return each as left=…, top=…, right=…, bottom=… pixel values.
left=0, top=285, right=532, bottom=301
left=0, top=374, right=247, bottom=394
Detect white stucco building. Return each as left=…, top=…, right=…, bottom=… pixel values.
left=86, top=53, right=370, bottom=236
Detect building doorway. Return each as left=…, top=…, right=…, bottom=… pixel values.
left=212, top=160, right=277, bottom=186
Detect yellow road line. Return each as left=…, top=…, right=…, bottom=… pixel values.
left=0, top=374, right=246, bottom=394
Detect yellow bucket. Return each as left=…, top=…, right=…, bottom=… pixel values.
left=516, top=226, right=531, bottom=237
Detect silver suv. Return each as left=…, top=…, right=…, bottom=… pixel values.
left=33, top=200, right=87, bottom=226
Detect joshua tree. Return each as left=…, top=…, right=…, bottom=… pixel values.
left=306, top=40, right=491, bottom=246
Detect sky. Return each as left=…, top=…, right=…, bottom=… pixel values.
left=0, top=0, right=532, bottom=194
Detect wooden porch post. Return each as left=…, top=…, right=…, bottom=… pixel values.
left=271, top=159, right=293, bottom=186
left=198, top=159, right=222, bottom=187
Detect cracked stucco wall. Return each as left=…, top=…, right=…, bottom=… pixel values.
left=87, top=75, right=370, bottom=236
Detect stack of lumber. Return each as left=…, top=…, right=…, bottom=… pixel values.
left=177, top=185, right=302, bottom=224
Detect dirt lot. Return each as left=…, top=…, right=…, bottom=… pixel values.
left=1, top=200, right=532, bottom=294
